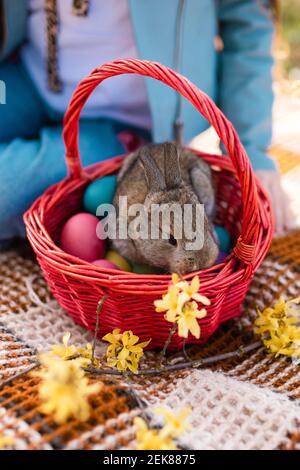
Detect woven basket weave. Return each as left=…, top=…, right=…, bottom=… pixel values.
left=24, top=59, right=274, bottom=350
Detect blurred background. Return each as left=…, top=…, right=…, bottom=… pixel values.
left=278, top=0, right=300, bottom=80
left=272, top=0, right=300, bottom=228
left=193, top=0, right=300, bottom=227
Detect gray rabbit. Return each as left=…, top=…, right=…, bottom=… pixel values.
left=112, top=142, right=218, bottom=274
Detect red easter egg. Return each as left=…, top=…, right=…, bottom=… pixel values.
left=92, top=259, right=119, bottom=270
left=60, top=213, right=105, bottom=262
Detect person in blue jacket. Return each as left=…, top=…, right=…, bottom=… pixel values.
left=0, top=0, right=292, bottom=246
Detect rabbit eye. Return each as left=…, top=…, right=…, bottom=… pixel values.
left=168, top=235, right=177, bottom=247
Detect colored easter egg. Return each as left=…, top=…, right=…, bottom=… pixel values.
left=132, top=263, right=163, bottom=275
left=105, top=250, right=131, bottom=272
left=60, top=213, right=105, bottom=262
left=214, top=225, right=232, bottom=253
left=83, top=175, right=117, bottom=215
left=92, top=259, right=119, bottom=270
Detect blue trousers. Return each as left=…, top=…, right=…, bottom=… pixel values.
left=0, top=61, right=150, bottom=242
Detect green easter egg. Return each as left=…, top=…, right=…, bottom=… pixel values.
left=132, top=263, right=163, bottom=275
left=214, top=225, right=232, bottom=253
left=83, top=175, right=117, bottom=215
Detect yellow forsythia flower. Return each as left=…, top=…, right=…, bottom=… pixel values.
left=154, top=285, right=188, bottom=318
left=102, top=329, right=151, bottom=374
left=77, top=343, right=101, bottom=368
left=51, top=333, right=101, bottom=368
left=174, top=274, right=211, bottom=306
left=255, top=297, right=300, bottom=358
left=154, top=274, right=209, bottom=339
left=155, top=406, right=191, bottom=438
left=264, top=325, right=300, bottom=357
left=134, top=417, right=177, bottom=450
left=0, top=434, right=14, bottom=449
left=51, top=332, right=78, bottom=360
left=134, top=406, right=190, bottom=450
left=32, top=354, right=101, bottom=423
left=171, top=301, right=207, bottom=339
left=103, top=328, right=122, bottom=357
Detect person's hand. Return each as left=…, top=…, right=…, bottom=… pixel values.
left=255, top=170, right=294, bottom=236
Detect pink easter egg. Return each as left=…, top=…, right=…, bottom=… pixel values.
left=92, top=259, right=119, bottom=270
left=60, top=212, right=105, bottom=262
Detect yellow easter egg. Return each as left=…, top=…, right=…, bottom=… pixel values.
left=105, top=250, right=131, bottom=272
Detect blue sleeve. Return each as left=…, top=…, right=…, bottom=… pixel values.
left=0, top=121, right=125, bottom=241
left=217, top=0, right=277, bottom=171
left=0, top=0, right=27, bottom=62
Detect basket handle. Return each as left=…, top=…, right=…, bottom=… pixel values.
left=63, top=58, right=261, bottom=261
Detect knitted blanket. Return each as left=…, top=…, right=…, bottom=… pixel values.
left=0, top=224, right=300, bottom=450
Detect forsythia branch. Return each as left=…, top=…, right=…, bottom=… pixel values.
left=0, top=341, right=262, bottom=388
left=83, top=340, right=263, bottom=376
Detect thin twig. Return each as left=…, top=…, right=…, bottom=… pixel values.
left=0, top=341, right=263, bottom=387
left=91, top=296, right=107, bottom=366
left=160, top=324, right=178, bottom=361
left=182, top=340, right=192, bottom=361
left=85, top=340, right=263, bottom=377
left=123, top=373, right=149, bottom=422
left=0, top=362, right=39, bottom=389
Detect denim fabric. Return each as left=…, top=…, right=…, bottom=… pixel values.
left=0, top=61, right=49, bottom=142
left=0, top=0, right=26, bottom=62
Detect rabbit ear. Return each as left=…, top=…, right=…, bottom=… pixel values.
left=164, top=142, right=182, bottom=189
left=140, top=148, right=166, bottom=192
left=190, top=167, right=215, bottom=219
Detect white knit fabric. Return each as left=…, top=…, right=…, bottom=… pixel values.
left=147, top=369, right=300, bottom=450
left=0, top=303, right=94, bottom=352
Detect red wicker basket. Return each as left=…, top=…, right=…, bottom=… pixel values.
left=24, top=59, right=274, bottom=350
